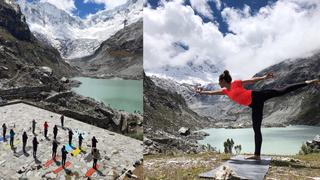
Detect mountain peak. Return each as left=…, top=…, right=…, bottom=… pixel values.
left=17, top=0, right=143, bottom=59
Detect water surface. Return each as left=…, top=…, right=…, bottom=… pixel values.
left=72, top=77, right=143, bottom=113
left=198, top=125, right=320, bottom=155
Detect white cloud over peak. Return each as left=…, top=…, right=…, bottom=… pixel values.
left=40, top=0, right=76, bottom=13
left=144, top=0, right=320, bottom=81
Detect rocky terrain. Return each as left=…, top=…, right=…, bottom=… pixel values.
left=151, top=53, right=320, bottom=127
left=0, top=0, right=77, bottom=88
left=143, top=73, right=212, bottom=154
left=70, top=20, right=143, bottom=80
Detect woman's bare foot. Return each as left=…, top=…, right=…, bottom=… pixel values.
left=306, top=79, right=320, bottom=85
left=245, top=155, right=261, bottom=160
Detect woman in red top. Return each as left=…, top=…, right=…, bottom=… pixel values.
left=196, top=70, right=320, bottom=160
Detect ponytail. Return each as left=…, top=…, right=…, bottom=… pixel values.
left=219, top=70, right=232, bottom=83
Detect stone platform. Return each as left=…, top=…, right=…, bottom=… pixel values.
left=0, top=103, right=143, bottom=179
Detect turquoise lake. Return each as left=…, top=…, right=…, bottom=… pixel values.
left=72, top=77, right=143, bottom=113
left=198, top=125, right=320, bottom=155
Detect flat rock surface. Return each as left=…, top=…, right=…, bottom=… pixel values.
left=199, top=155, right=271, bottom=180
left=0, top=103, right=142, bottom=179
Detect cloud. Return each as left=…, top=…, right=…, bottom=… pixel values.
left=190, top=0, right=214, bottom=19
left=84, top=0, right=127, bottom=10
left=214, top=0, right=221, bottom=10
left=40, top=0, right=76, bottom=13
left=144, top=0, right=320, bottom=81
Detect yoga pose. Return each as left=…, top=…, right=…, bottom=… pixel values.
left=196, top=70, right=320, bottom=160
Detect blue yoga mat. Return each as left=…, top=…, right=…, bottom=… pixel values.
left=65, top=144, right=75, bottom=152
left=0, top=135, right=10, bottom=142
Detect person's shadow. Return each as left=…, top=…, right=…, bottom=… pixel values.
left=95, top=169, right=105, bottom=176
left=54, top=159, right=61, bottom=166
left=34, top=157, right=42, bottom=164
left=23, top=151, right=30, bottom=157
left=63, top=167, right=72, bottom=175
left=11, top=146, right=17, bottom=153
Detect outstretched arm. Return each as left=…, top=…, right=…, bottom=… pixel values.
left=195, top=88, right=224, bottom=95
left=242, top=72, right=274, bottom=85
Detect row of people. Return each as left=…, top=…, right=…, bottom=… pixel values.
left=1, top=117, right=100, bottom=169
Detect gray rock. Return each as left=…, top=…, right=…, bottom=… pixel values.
left=178, top=127, right=190, bottom=136
left=40, top=66, right=53, bottom=76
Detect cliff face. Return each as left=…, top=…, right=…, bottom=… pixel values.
left=0, top=0, right=33, bottom=41
left=0, top=0, right=78, bottom=88
left=70, top=20, right=143, bottom=79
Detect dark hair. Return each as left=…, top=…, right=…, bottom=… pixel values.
left=219, top=70, right=232, bottom=83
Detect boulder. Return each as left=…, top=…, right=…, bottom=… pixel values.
left=178, top=127, right=190, bottom=136
left=40, top=66, right=53, bottom=76
left=60, top=77, right=69, bottom=83
left=144, top=138, right=153, bottom=146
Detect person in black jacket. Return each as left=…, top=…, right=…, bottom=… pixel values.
left=61, top=145, right=67, bottom=167
left=60, top=115, right=64, bottom=127
left=22, top=132, right=28, bottom=153
left=78, top=134, right=83, bottom=150
left=92, top=136, right=98, bottom=149
left=32, top=137, right=39, bottom=158
left=52, top=140, right=58, bottom=160
left=32, top=119, right=36, bottom=134
left=2, top=123, right=6, bottom=142
left=68, top=130, right=73, bottom=146
left=53, top=125, right=58, bottom=140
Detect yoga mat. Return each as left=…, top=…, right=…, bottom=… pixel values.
left=199, top=155, right=271, bottom=180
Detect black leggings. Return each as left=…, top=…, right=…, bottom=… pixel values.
left=249, top=82, right=308, bottom=155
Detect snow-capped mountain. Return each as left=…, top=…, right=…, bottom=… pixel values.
left=17, top=0, right=143, bottom=59
left=146, top=60, right=223, bottom=85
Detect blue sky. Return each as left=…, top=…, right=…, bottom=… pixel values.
left=147, top=0, right=276, bottom=34
left=73, top=0, right=105, bottom=18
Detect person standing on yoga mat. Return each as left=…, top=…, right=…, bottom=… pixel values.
left=9, top=129, right=15, bottom=148
left=61, top=145, right=67, bottom=167
left=52, top=140, right=58, bottom=160
left=60, top=115, right=64, bottom=127
left=92, top=147, right=100, bottom=169
left=22, top=132, right=28, bottom=153
left=196, top=70, right=320, bottom=160
left=53, top=125, right=58, bottom=140
left=68, top=129, right=73, bottom=146
left=32, top=119, right=36, bottom=134
left=44, top=121, right=48, bottom=138
left=92, top=136, right=98, bottom=152
left=2, top=123, right=7, bottom=142
left=32, top=136, right=39, bottom=158
left=78, top=133, right=83, bottom=150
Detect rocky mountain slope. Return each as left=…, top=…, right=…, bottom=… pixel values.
left=17, top=0, right=143, bottom=59
left=70, top=20, right=143, bottom=79
left=151, top=53, right=320, bottom=127
left=0, top=0, right=77, bottom=88
left=144, top=73, right=212, bottom=153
